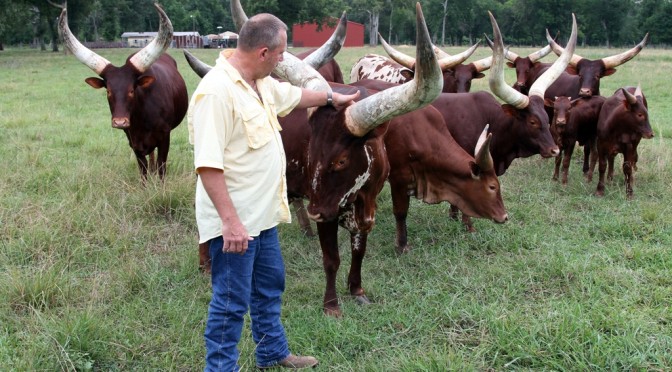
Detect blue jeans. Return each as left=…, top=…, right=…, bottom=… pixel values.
left=204, top=227, right=290, bottom=371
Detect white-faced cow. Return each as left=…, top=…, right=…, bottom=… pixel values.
left=428, top=12, right=576, bottom=231
left=589, top=86, right=653, bottom=198
left=58, top=4, right=188, bottom=180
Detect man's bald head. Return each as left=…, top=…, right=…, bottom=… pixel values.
left=237, top=13, right=288, bottom=52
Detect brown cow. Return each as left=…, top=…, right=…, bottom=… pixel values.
left=58, top=4, right=188, bottom=180
left=350, top=78, right=508, bottom=246
left=548, top=95, right=606, bottom=184
left=589, top=86, right=653, bottom=198
left=429, top=12, right=576, bottom=231
left=546, top=30, right=648, bottom=98
left=203, top=1, right=442, bottom=317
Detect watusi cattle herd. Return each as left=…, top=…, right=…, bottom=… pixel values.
left=58, top=1, right=655, bottom=317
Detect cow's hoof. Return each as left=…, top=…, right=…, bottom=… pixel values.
left=594, top=191, right=604, bottom=197
left=395, top=245, right=411, bottom=255
left=354, top=295, right=371, bottom=306
left=323, top=307, right=342, bottom=318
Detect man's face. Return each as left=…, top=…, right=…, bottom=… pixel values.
left=262, top=31, right=287, bottom=76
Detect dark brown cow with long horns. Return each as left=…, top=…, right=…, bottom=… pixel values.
left=546, top=30, right=649, bottom=98
left=198, top=1, right=443, bottom=317
left=429, top=12, right=577, bottom=231
left=58, top=4, right=188, bottom=180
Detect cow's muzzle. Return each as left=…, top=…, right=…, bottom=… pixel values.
left=112, top=117, right=130, bottom=129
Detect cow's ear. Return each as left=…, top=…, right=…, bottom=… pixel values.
left=400, top=69, right=414, bottom=80
left=544, top=98, right=555, bottom=108
left=370, top=122, right=389, bottom=138
left=85, top=77, right=105, bottom=89
left=506, top=62, right=515, bottom=68
left=469, top=161, right=482, bottom=179
left=565, top=66, right=578, bottom=75
left=603, top=68, right=617, bottom=77
left=501, top=104, right=519, bottom=118
left=474, top=73, right=485, bottom=79
left=137, top=75, right=156, bottom=89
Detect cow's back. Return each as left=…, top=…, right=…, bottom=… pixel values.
left=142, top=54, right=188, bottom=130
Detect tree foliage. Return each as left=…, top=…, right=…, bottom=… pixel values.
left=1, top=0, right=670, bottom=49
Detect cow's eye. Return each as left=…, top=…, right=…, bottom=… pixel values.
left=333, top=157, right=347, bottom=171
left=489, top=184, right=497, bottom=191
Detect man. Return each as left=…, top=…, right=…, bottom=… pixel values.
left=188, top=13, right=359, bottom=371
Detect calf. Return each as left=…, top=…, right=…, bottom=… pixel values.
left=590, top=86, right=653, bottom=198
left=548, top=95, right=606, bottom=184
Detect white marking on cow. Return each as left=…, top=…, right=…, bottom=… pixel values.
left=312, top=163, right=322, bottom=192
left=349, top=54, right=411, bottom=84
left=338, top=145, right=373, bottom=208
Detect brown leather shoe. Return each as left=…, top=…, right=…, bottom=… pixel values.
left=258, top=354, right=319, bottom=369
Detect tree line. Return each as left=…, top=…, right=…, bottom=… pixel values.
left=1, top=0, right=670, bottom=51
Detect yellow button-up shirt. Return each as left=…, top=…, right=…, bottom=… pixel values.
left=188, top=51, right=302, bottom=242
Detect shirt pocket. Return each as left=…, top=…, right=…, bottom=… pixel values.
left=241, top=107, right=273, bottom=149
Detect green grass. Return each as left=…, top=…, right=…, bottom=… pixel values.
left=1, top=45, right=671, bottom=370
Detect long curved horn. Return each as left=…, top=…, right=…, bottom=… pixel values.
left=529, top=14, right=577, bottom=98
left=379, top=33, right=416, bottom=68
left=547, top=28, right=582, bottom=66
left=128, top=3, right=173, bottom=73
left=437, top=41, right=479, bottom=70
left=472, top=56, right=492, bottom=72
left=474, top=125, right=494, bottom=172
left=488, top=12, right=529, bottom=109
left=344, top=2, right=442, bottom=136
left=183, top=49, right=212, bottom=78
left=303, top=11, right=348, bottom=70
left=381, top=34, right=479, bottom=71
left=58, top=8, right=111, bottom=75
left=274, top=52, right=332, bottom=92
left=602, top=33, right=649, bottom=69
left=231, top=0, right=248, bottom=32
left=485, top=33, right=519, bottom=62
left=527, top=44, right=552, bottom=63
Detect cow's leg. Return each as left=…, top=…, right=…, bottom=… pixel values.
left=348, top=232, right=370, bottom=306
left=291, top=199, right=315, bottom=237
left=595, top=151, right=607, bottom=197
left=391, top=186, right=411, bottom=254
left=199, top=242, right=212, bottom=274
left=582, top=140, right=593, bottom=176
left=148, top=151, right=157, bottom=174
left=461, top=213, right=475, bottom=233
left=316, top=220, right=342, bottom=317
left=624, top=145, right=636, bottom=199
left=156, top=136, right=170, bottom=180
left=562, top=142, right=575, bottom=185
left=552, top=149, right=563, bottom=181
left=607, top=155, right=616, bottom=182
left=449, top=204, right=460, bottom=221
left=586, top=141, right=598, bottom=183
left=134, top=151, right=150, bottom=181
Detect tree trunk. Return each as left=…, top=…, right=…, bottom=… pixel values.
left=388, top=2, right=392, bottom=44
left=601, top=19, right=610, bottom=48
left=368, top=10, right=380, bottom=46
left=441, top=0, right=448, bottom=46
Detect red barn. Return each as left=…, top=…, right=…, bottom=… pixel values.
left=292, top=18, right=364, bottom=47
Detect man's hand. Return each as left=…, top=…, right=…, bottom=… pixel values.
left=222, top=219, right=253, bottom=254
left=332, top=90, right=360, bottom=108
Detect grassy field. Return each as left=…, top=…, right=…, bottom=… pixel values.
left=1, top=44, right=671, bottom=370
